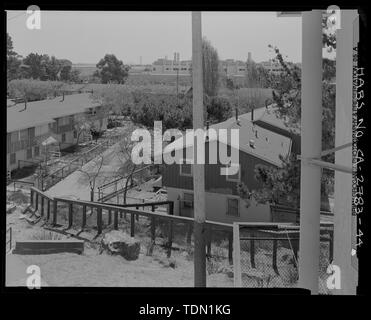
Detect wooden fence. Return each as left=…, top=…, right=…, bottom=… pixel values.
left=96, top=165, right=156, bottom=203
left=29, top=186, right=234, bottom=261
left=29, top=186, right=334, bottom=267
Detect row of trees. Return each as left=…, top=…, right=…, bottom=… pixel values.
left=7, top=34, right=80, bottom=83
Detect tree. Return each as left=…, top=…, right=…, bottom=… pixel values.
left=202, top=38, right=220, bottom=97
left=78, top=154, right=105, bottom=202
left=250, top=21, right=336, bottom=210
left=22, top=53, right=49, bottom=80
left=7, top=79, right=64, bottom=102
left=94, top=54, right=130, bottom=84
left=246, top=61, right=273, bottom=88
left=7, top=33, right=22, bottom=81
left=115, top=124, right=138, bottom=204
left=206, top=96, right=232, bottom=123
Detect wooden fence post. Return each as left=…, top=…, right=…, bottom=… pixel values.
left=167, top=204, right=174, bottom=258
left=131, top=212, right=135, bottom=237
left=108, top=210, right=112, bottom=225
left=187, top=223, right=193, bottom=245
left=52, top=200, right=58, bottom=226
left=206, top=225, right=212, bottom=257
left=47, top=199, right=51, bottom=220
left=82, top=205, right=87, bottom=230
left=35, top=193, right=39, bottom=212
left=228, top=231, right=233, bottom=265
left=250, top=233, right=255, bottom=268
left=40, top=196, right=44, bottom=217
left=68, top=203, right=73, bottom=229
left=114, top=210, right=118, bottom=230
left=97, top=207, right=102, bottom=235
left=272, top=239, right=279, bottom=275
left=30, top=189, right=34, bottom=207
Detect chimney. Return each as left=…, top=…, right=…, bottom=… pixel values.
left=235, top=107, right=239, bottom=121
left=177, top=52, right=180, bottom=63
left=251, top=107, right=254, bottom=121
left=249, top=139, right=255, bottom=149
left=174, top=52, right=177, bottom=63
left=248, top=52, right=252, bottom=64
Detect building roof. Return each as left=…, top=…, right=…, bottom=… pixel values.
left=161, top=106, right=292, bottom=167
left=249, top=106, right=300, bottom=135
left=7, top=93, right=101, bottom=133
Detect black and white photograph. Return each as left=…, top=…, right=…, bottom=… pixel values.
left=3, top=3, right=369, bottom=303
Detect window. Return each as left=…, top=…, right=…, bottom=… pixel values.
left=226, top=164, right=241, bottom=182
left=62, top=133, right=66, bottom=143
left=26, top=148, right=32, bottom=159
left=227, top=198, right=239, bottom=217
left=180, top=160, right=192, bottom=176
left=34, top=146, right=40, bottom=157
left=10, top=153, right=16, bottom=164
left=183, top=192, right=194, bottom=208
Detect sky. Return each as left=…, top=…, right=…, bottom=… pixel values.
left=6, top=11, right=305, bottom=65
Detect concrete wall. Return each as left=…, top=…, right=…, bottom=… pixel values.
left=167, top=186, right=271, bottom=224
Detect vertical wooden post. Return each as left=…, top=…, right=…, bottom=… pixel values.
left=114, top=210, right=118, bottom=230
left=30, top=189, right=34, bottom=207
left=108, top=210, right=112, bottom=225
left=68, top=203, right=73, bottom=229
left=250, top=233, right=255, bottom=268
left=228, top=231, right=233, bottom=265
left=272, top=239, right=279, bottom=275
left=151, top=205, right=156, bottom=242
left=35, top=193, right=39, bottom=212
left=47, top=199, right=51, bottom=220
left=167, top=207, right=174, bottom=258
left=97, top=207, right=102, bottom=235
left=192, top=11, right=206, bottom=287
left=298, top=10, right=323, bottom=294
left=82, top=205, right=87, bottom=230
left=52, top=200, right=58, bottom=226
left=130, top=212, right=135, bottom=237
left=187, top=223, right=193, bottom=245
left=206, top=225, right=212, bottom=257
left=40, top=196, right=44, bottom=217
left=333, top=10, right=359, bottom=295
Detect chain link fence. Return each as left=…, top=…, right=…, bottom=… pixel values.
left=235, top=224, right=333, bottom=294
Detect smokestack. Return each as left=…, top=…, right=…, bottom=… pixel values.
left=174, top=52, right=177, bottom=63
left=177, top=52, right=180, bottom=63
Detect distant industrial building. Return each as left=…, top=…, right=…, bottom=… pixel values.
left=151, top=52, right=192, bottom=75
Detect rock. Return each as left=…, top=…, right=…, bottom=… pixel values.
left=101, top=230, right=140, bottom=260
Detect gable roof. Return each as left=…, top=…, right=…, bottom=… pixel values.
left=161, top=106, right=292, bottom=167
left=248, top=106, right=301, bottom=135
left=7, top=93, right=101, bottom=133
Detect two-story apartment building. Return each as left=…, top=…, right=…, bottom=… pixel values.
left=7, top=93, right=108, bottom=173
left=160, top=105, right=300, bottom=224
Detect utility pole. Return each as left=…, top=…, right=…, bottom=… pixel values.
left=192, top=11, right=206, bottom=287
